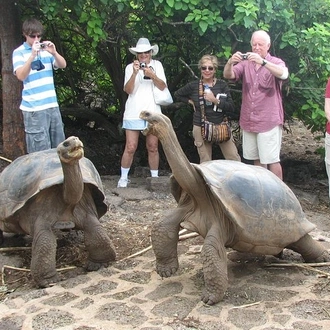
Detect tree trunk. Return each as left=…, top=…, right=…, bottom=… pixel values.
left=0, top=0, right=26, bottom=160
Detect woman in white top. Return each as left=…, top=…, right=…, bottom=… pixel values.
left=118, top=38, right=168, bottom=187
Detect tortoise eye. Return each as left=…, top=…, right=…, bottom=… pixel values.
left=63, top=142, right=69, bottom=147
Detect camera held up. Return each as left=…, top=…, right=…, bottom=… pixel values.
left=140, top=63, right=154, bottom=80
left=241, top=53, right=249, bottom=60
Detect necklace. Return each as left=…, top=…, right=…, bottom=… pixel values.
left=202, top=78, right=217, bottom=87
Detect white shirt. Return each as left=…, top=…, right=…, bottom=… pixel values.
left=123, top=59, right=167, bottom=120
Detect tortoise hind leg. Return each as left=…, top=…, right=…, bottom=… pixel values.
left=287, top=234, right=330, bottom=262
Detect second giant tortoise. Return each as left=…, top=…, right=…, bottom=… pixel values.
left=140, top=111, right=330, bottom=305
left=0, top=136, right=116, bottom=287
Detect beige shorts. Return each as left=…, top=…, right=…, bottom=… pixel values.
left=242, top=125, right=282, bottom=164
left=325, top=132, right=330, bottom=197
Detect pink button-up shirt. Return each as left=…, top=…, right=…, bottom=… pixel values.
left=232, top=54, right=286, bottom=133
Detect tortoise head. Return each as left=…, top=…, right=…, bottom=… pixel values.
left=57, top=136, right=84, bottom=164
left=139, top=111, right=172, bottom=139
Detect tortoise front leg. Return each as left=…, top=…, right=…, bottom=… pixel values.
left=152, top=207, right=186, bottom=278
left=74, top=191, right=116, bottom=270
left=201, top=226, right=228, bottom=305
left=82, top=219, right=116, bottom=270
left=31, top=226, right=59, bottom=288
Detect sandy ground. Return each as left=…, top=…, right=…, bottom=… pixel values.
left=0, top=119, right=330, bottom=329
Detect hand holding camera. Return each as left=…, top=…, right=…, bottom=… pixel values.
left=241, top=53, right=249, bottom=60
left=140, top=63, right=155, bottom=80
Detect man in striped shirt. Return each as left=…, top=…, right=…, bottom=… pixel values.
left=12, top=18, right=66, bottom=153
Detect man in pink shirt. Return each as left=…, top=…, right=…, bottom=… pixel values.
left=324, top=79, right=330, bottom=198
left=223, top=30, right=289, bottom=179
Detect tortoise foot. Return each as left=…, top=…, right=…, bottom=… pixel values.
left=34, top=273, right=60, bottom=288
left=201, top=288, right=223, bottom=306
left=307, top=249, right=330, bottom=263
left=85, top=260, right=109, bottom=272
left=156, top=257, right=179, bottom=278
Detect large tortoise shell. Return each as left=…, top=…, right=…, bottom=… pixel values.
left=0, top=148, right=107, bottom=221
left=175, top=160, right=315, bottom=254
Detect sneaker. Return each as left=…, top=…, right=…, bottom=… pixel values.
left=117, top=178, right=130, bottom=188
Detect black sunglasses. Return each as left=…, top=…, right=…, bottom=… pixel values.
left=137, top=50, right=151, bottom=54
left=29, top=34, right=42, bottom=39
left=201, top=66, right=214, bottom=71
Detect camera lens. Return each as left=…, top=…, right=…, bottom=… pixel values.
left=140, top=62, right=146, bottom=68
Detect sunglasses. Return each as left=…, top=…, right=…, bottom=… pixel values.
left=201, top=66, right=214, bottom=71
left=137, top=50, right=151, bottom=54
left=29, top=34, right=42, bottom=39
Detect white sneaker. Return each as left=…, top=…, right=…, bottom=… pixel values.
left=117, top=178, right=129, bottom=188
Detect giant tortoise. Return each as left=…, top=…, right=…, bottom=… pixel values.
left=140, top=111, right=330, bottom=305
left=0, top=136, right=116, bottom=287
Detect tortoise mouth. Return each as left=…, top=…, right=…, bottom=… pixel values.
left=57, top=136, right=84, bottom=162
left=67, top=145, right=84, bottom=159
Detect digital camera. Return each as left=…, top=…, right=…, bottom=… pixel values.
left=241, top=53, right=249, bottom=60
left=140, top=62, right=147, bottom=68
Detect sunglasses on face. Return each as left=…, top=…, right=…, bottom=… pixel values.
left=29, top=34, right=42, bottom=39
left=137, top=50, right=151, bottom=55
left=201, top=66, right=214, bottom=71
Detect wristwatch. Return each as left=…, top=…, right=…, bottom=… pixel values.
left=262, top=59, right=268, bottom=66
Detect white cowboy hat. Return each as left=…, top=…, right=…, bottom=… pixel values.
left=129, top=38, right=159, bottom=56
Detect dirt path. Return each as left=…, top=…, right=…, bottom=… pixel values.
left=0, top=120, right=330, bottom=329
left=0, top=174, right=330, bottom=330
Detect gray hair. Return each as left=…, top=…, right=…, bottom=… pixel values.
left=250, top=30, right=271, bottom=45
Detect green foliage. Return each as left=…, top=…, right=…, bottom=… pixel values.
left=11, top=0, right=330, bottom=136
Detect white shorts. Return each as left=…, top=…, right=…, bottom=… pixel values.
left=243, top=125, right=282, bottom=164
left=122, top=119, right=147, bottom=130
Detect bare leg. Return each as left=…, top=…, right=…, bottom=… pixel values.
left=268, top=162, right=283, bottom=180
left=254, top=159, right=266, bottom=168
left=287, top=234, right=330, bottom=262
left=152, top=207, right=187, bottom=277
left=254, top=160, right=283, bottom=180
left=146, top=134, right=159, bottom=170
left=201, top=226, right=228, bottom=305
left=120, top=130, right=140, bottom=168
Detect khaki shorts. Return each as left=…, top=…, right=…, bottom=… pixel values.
left=242, top=125, right=282, bottom=164
left=325, top=132, right=330, bottom=197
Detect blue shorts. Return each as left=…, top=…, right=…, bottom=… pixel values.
left=122, top=119, right=148, bottom=130
left=22, top=107, right=65, bottom=153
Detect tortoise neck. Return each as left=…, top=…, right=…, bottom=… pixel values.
left=161, top=124, right=206, bottom=195
left=61, top=160, right=84, bottom=205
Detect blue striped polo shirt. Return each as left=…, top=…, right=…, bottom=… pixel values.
left=12, top=42, right=59, bottom=112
